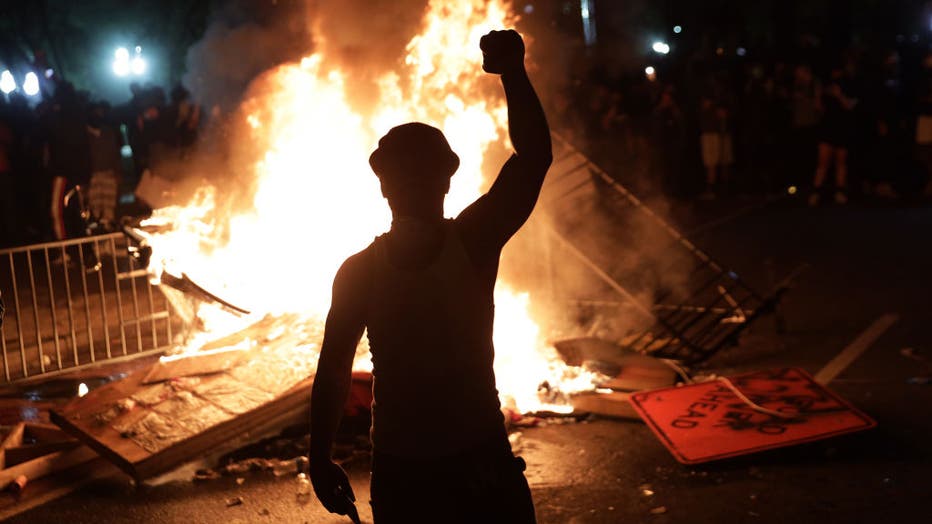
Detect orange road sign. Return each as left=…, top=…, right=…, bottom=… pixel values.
left=629, top=368, right=876, bottom=464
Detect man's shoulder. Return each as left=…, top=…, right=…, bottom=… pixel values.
left=334, top=239, right=380, bottom=290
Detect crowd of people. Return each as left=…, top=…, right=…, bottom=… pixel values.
left=549, top=47, right=932, bottom=202
left=4, top=44, right=932, bottom=250
left=0, top=80, right=200, bottom=248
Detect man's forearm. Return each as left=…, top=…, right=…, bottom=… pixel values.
left=502, top=68, right=551, bottom=163
left=309, top=372, right=351, bottom=461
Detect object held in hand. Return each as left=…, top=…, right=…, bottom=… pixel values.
left=480, top=29, right=525, bottom=75
left=335, top=484, right=361, bottom=524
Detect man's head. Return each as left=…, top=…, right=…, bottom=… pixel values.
left=369, top=122, right=460, bottom=218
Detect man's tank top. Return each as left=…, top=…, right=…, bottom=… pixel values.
left=365, top=220, right=506, bottom=458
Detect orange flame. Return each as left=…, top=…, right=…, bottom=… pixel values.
left=141, top=0, right=596, bottom=413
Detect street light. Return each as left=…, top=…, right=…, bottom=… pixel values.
left=131, top=56, right=147, bottom=75
left=0, top=70, right=15, bottom=94
left=23, top=72, right=39, bottom=96
left=652, top=41, right=670, bottom=54
left=113, top=46, right=146, bottom=77
left=673, top=25, right=683, bottom=34
left=113, top=47, right=130, bottom=77
left=645, top=66, right=657, bottom=81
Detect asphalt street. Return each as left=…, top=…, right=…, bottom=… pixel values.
left=6, top=195, right=932, bottom=523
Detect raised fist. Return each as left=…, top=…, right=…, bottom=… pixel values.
left=480, top=29, right=525, bottom=75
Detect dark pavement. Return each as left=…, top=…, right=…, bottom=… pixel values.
left=6, top=195, right=932, bottom=523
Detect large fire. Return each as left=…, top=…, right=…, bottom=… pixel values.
left=140, top=0, right=596, bottom=413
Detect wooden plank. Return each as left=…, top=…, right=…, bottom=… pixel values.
left=0, top=456, right=122, bottom=521
left=24, top=422, right=73, bottom=443
left=0, top=423, right=25, bottom=470
left=0, top=446, right=98, bottom=490
left=572, top=392, right=639, bottom=420
left=4, top=441, right=80, bottom=467
left=141, top=345, right=247, bottom=384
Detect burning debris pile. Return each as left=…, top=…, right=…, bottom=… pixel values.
left=131, top=0, right=601, bottom=416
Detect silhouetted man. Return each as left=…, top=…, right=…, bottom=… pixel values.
left=309, top=29, right=550, bottom=523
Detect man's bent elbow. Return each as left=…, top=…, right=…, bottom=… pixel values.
left=525, top=151, right=552, bottom=175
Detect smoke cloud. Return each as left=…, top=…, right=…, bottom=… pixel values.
left=182, top=0, right=312, bottom=111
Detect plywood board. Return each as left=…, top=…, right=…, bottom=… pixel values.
left=50, top=315, right=323, bottom=481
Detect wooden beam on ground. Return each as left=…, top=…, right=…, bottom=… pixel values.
left=0, top=423, right=25, bottom=470
left=3, top=441, right=80, bottom=467
left=572, top=392, right=639, bottom=420
left=0, top=445, right=98, bottom=490
left=0, top=456, right=122, bottom=521
left=24, top=422, right=73, bottom=443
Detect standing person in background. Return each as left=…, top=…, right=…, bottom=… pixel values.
left=698, top=94, right=733, bottom=199
left=791, top=64, right=822, bottom=192
left=651, top=86, right=685, bottom=195
left=43, top=83, right=91, bottom=243
left=86, top=102, right=123, bottom=231
left=810, top=65, right=856, bottom=206
left=309, top=29, right=548, bottom=524
left=0, top=108, right=16, bottom=247
left=917, top=52, right=932, bottom=196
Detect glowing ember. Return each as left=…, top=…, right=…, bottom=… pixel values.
left=141, top=0, right=597, bottom=413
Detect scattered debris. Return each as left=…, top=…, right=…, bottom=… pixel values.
left=649, top=506, right=668, bottom=515
left=295, top=472, right=311, bottom=503
left=258, top=508, right=270, bottom=516
left=193, top=469, right=221, bottom=482
left=508, top=432, right=523, bottom=453
left=572, top=391, right=638, bottom=419
left=638, top=483, right=655, bottom=497
left=5, top=475, right=26, bottom=495
left=236, top=477, right=245, bottom=485
left=295, top=456, right=309, bottom=474
left=226, top=496, right=244, bottom=507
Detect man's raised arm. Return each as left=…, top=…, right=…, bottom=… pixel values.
left=457, top=30, right=552, bottom=254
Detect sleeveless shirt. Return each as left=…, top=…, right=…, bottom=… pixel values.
left=364, top=220, right=506, bottom=458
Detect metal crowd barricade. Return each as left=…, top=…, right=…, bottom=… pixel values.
left=538, top=133, right=774, bottom=365
left=0, top=233, right=178, bottom=383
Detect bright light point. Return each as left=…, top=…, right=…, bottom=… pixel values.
left=131, top=56, right=147, bottom=75
left=23, top=72, right=39, bottom=96
left=737, top=47, right=747, bottom=57
left=44, top=68, right=54, bottom=79
left=787, top=186, right=798, bottom=195
left=121, top=145, right=133, bottom=158
left=652, top=41, right=670, bottom=54
left=673, top=25, right=683, bottom=34
left=115, top=47, right=129, bottom=61
left=645, top=66, right=656, bottom=75
left=135, top=45, right=142, bottom=53
left=523, top=4, right=534, bottom=14
left=113, top=60, right=130, bottom=77
left=78, top=383, right=89, bottom=397
left=0, top=70, right=15, bottom=94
